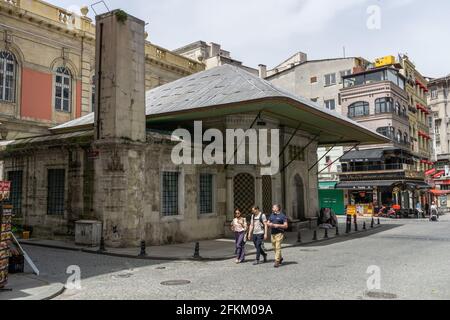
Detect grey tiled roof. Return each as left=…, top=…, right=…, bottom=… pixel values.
left=51, top=64, right=362, bottom=131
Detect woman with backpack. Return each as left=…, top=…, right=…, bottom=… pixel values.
left=248, top=206, right=268, bottom=265
left=231, top=209, right=247, bottom=264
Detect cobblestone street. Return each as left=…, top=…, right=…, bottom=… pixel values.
left=15, top=217, right=450, bottom=300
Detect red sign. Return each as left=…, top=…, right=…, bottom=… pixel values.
left=0, top=182, right=11, bottom=192
left=433, top=171, right=445, bottom=179
left=0, top=182, right=11, bottom=202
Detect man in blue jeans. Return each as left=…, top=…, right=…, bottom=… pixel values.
left=248, top=206, right=268, bottom=265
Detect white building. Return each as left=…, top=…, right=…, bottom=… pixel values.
left=266, top=54, right=369, bottom=185
left=174, top=41, right=258, bottom=75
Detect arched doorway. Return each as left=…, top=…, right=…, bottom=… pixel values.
left=292, top=174, right=306, bottom=221
left=233, top=173, right=255, bottom=216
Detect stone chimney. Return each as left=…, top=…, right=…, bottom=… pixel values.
left=258, top=64, right=267, bottom=79
left=94, top=10, right=146, bottom=143
left=209, top=42, right=221, bottom=57
left=93, top=10, right=146, bottom=248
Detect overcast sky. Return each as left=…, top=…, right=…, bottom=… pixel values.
left=51, top=0, right=449, bottom=78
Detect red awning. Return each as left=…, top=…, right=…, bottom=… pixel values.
left=415, top=79, right=429, bottom=92
left=430, top=189, right=450, bottom=196
left=433, top=170, right=445, bottom=179
left=419, top=131, right=431, bottom=140
left=425, top=168, right=437, bottom=176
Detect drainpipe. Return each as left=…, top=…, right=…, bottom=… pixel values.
left=280, top=125, right=287, bottom=211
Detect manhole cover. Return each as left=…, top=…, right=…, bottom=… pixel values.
left=111, top=272, right=133, bottom=279
left=300, top=249, right=319, bottom=252
left=156, top=267, right=166, bottom=270
left=161, top=280, right=191, bottom=286
left=365, top=291, right=398, bottom=299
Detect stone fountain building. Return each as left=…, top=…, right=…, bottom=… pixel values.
left=0, top=11, right=387, bottom=247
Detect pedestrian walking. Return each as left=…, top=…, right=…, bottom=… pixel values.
left=430, top=202, right=439, bottom=221
left=231, top=209, right=247, bottom=264
left=267, top=204, right=288, bottom=268
left=248, top=206, right=268, bottom=265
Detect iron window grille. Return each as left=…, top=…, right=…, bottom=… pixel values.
left=162, top=171, right=179, bottom=216
left=0, top=51, right=16, bottom=103
left=7, top=171, right=23, bottom=216
left=55, top=67, right=71, bottom=112
left=47, top=169, right=65, bottom=215
left=199, top=174, right=213, bottom=214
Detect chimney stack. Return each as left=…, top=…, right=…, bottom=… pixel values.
left=94, top=10, right=146, bottom=143
left=258, top=64, right=267, bottom=79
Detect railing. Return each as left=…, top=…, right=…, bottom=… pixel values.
left=342, top=163, right=409, bottom=173
left=1, top=0, right=95, bottom=34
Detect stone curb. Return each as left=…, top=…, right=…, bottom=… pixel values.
left=19, top=225, right=386, bottom=262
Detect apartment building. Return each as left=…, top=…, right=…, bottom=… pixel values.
left=266, top=53, right=369, bottom=186
left=338, top=66, right=430, bottom=211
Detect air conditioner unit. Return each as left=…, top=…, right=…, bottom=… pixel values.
left=75, top=220, right=102, bottom=247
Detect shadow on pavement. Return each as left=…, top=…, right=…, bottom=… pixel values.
left=298, top=224, right=402, bottom=248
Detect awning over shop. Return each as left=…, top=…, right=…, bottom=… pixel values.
left=319, top=181, right=337, bottom=189
left=340, top=149, right=385, bottom=162
left=336, top=180, right=432, bottom=190
left=336, top=180, right=398, bottom=189
left=430, top=189, right=450, bottom=196
left=405, top=182, right=432, bottom=190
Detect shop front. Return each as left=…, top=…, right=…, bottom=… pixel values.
left=336, top=180, right=430, bottom=214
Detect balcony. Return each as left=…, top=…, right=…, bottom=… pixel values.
left=338, top=163, right=425, bottom=181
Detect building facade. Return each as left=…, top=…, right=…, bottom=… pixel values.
left=266, top=55, right=369, bottom=186
left=338, top=66, right=431, bottom=211
left=428, top=75, right=450, bottom=206
left=0, top=11, right=386, bottom=246
left=174, top=41, right=258, bottom=75
left=0, top=0, right=204, bottom=142
left=399, top=54, right=433, bottom=170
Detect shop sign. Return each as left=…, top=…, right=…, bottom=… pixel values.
left=0, top=182, right=11, bottom=202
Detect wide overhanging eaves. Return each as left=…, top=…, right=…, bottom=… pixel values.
left=146, top=97, right=389, bottom=146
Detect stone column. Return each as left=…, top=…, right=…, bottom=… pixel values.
left=92, top=10, right=147, bottom=247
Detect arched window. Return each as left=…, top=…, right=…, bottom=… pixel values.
left=55, top=67, right=71, bottom=112
left=375, top=97, right=394, bottom=114
left=402, top=105, right=407, bottom=117
left=395, top=102, right=401, bottom=116
left=0, top=51, right=17, bottom=103
left=403, top=132, right=408, bottom=145
left=377, top=126, right=395, bottom=139
left=397, top=130, right=402, bottom=143
left=348, top=101, right=369, bottom=118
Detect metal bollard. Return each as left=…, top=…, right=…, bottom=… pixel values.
left=139, top=240, right=147, bottom=257
left=297, top=228, right=302, bottom=243
left=312, top=230, right=318, bottom=241
left=377, top=218, right=381, bottom=225
left=354, top=221, right=358, bottom=232
left=371, top=217, right=375, bottom=228
left=346, top=215, right=352, bottom=234
left=193, top=242, right=201, bottom=259
left=98, top=236, right=106, bottom=252
left=324, top=229, right=329, bottom=239
left=336, top=225, right=340, bottom=236
left=363, top=222, right=366, bottom=230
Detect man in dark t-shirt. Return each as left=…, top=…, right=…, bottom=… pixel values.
left=267, top=204, right=288, bottom=268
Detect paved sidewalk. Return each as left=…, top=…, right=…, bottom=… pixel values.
left=0, top=273, right=64, bottom=300
left=19, top=217, right=386, bottom=261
